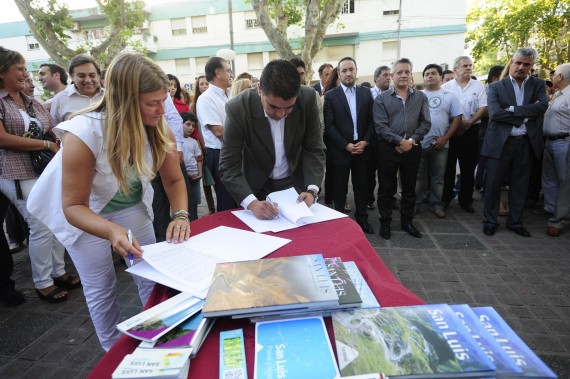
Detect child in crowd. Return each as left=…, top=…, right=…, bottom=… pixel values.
left=181, top=112, right=203, bottom=220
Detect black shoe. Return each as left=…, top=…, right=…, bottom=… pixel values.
left=460, top=204, right=475, bottom=213
left=507, top=226, right=531, bottom=237
left=366, top=202, right=376, bottom=210
left=401, top=222, right=422, bottom=238
left=358, top=221, right=374, bottom=234
left=379, top=224, right=391, bottom=240
left=483, top=225, right=496, bottom=236
left=0, top=287, right=25, bottom=306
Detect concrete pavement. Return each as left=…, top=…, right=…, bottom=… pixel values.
left=1, top=192, right=569, bottom=378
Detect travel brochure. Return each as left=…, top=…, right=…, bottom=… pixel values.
left=111, top=347, right=192, bottom=379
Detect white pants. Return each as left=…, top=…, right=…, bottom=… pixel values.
left=67, top=202, right=156, bottom=351
left=0, top=177, right=66, bottom=289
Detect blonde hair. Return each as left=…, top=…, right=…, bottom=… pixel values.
left=80, top=52, right=173, bottom=193
left=230, top=78, right=252, bottom=97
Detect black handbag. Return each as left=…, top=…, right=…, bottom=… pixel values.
left=22, top=102, right=56, bottom=175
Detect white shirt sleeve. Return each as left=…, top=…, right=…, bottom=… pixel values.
left=164, top=94, right=184, bottom=151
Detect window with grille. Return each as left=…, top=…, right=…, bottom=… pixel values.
left=383, top=9, right=399, bottom=16
left=341, top=0, right=355, bottom=14
left=192, top=16, right=207, bottom=34
left=26, top=35, right=40, bottom=51
left=244, top=11, right=260, bottom=28
left=171, top=18, right=187, bottom=36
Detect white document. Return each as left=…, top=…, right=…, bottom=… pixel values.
left=266, top=187, right=314, bottom=224
left=233, top=202, right=348, bottom=233
left=136, top=226, right=291, bottom=297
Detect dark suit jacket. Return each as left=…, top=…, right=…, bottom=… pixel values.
left=219, top=86, right=326, bottom=204
left=312, top=83, right=323, bottom=95
left=481, top=76, right=548, bottom=159
left=323, top=85, right=375, bottom=165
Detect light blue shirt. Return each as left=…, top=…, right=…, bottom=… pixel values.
left=340, top=83, right=358, bottom=140
left=508, top=75, right=530, bottom=136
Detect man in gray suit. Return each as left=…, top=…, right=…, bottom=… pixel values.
left=481, top=47, right=549, bottom=237
left=219, top=60, right=326, bottom=219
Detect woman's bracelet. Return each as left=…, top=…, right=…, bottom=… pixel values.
left=173, top=215, right=190, bottom=223
left=43, top=140, right=49, bottom=150
left=172, top=209, right=190, bottom=219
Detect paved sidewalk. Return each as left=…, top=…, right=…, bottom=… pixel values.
left=1, top=193, right=569, bottom=378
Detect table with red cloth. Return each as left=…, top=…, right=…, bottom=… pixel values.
left=89, top=210, right=424, bottom=379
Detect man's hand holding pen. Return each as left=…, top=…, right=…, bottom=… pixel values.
left=248, top=198, right=279, bottom=220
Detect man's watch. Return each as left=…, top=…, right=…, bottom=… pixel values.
left=306, top=189, right=318, bottom=203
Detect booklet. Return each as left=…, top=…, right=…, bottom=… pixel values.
left=112, top=347, right=192, bottom=379
left=471, top=306, right=558, bottom=378
left=116, top=292, right=203, bottom=342
left=343, top=261, right=380, bottom=309
left=203, top=254, right=339, bottom=318
left=232, top=188, right=347, bottom=233
left=331, top=305, right=496, bottom=378
left=254, top=316, right=340, bottom=379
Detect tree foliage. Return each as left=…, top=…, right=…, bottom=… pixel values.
left=14, top=0, right=146, bottom=70
left=467, top=0, right=570, bottom=73
left=250, top=0, right=346, bottom=79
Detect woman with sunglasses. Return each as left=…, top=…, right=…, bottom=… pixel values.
left=0, top=46, right=79, bottom=304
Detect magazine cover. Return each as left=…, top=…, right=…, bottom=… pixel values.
left=451, top=304, right=524, bottom=377
left=117, top=293, right=203, bottom=342
left=203, top=254, right=339, bottom=317
left=471, top=307, right=557, bottom=378
left=325, top=257, right=362, bottom=308
left=343, top=261, right=380, bottom=308
left=332, top=305, right=496, bottom=378
left=254, top=316, right=340, bottom=379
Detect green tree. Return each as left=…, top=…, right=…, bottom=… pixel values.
left=250, top=0, right=347, bottom=79
left=467, top=0, right=570, bottom=74
left=14, top=0, right=146, bottom=70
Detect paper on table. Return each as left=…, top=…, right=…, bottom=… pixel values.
left=138, top=226, right=292, bottom=296
left=266, top=187, right=314, bottom=224
left=233, top=202, right=348, bottom=233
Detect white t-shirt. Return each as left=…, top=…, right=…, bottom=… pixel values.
left=182, top=137, right=201, bottom=177
left=421, top=89, right=463, bottom=149
left=442, top=78, right=487, bottom=124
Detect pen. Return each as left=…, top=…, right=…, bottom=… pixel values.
left=127, top=229, right=134, bottom=267
left=266, top=196, right=276, bottom=210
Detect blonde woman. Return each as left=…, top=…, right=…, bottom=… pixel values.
left=28, top=52, right=190, bottom=351
left=230, top=78, right=253, bottom=97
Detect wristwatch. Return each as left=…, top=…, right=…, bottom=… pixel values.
left=306, top=189, right=318, bottom=203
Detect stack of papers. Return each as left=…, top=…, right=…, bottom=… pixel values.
left=127, top=226, right=291, bottom=297
left=232, top=187, right=347, bottom=233
left=112, top=347, right=192, bottom=379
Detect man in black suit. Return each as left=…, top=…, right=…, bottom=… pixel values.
left=481, top=47, right=549, bottom=237
left=313, top=63, right=333, bottom=95
left=323, top=57, right=375, bottom=234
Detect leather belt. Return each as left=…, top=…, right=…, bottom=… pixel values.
left=508, top=134, right=528, bottom=139
left=547, top=133, right=569, bottom=141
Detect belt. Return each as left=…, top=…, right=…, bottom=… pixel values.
left=547, top=133, right=569, bottom=141
left=509, top=134, right=528, bottom=140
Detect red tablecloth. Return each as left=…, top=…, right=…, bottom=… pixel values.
left=89, top=211, right=424, bottom=378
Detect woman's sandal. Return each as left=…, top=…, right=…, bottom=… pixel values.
left=53, top=274, right=82, bottom=290
left=35, top=287, right=68, bottom=303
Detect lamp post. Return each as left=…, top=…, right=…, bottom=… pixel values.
left=228, top=0, right=235, bottom=73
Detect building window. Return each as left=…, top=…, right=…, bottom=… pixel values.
left=244, top=11, right=259, bottom=28
left=171, top=18, right=187, bottom=36
left=383, top=9, right=399, bottom=16
left=195, top=57, right=210, bottom=76
left=26, top=35, right=39, bottom=51
left=175, top=58, right=190, bottom=75
left=341, top=0, right=355, bottom=14
left=87, top=28, right=106, bottom=40
left=192, top=16, right=207, bottom=34
left=247, top=53, right=263, bottom=70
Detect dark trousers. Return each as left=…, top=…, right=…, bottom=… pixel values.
left=377, top=141, right=421, bottom=225
left=205, top=148, right=237, bottom=212
left=0, top=192, right=15, bottom=291
left=5, top=204, right=27, bottom=244
left=152, top=163, right=194, bottom=242
left=366, top=142, right=378, bottom=204
left=483, top=137, right=532, bottom=228
left=331, top=155, right=369, bottom=224
left=443, top=124, right=479, bottom=207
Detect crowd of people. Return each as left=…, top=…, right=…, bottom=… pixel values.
left=1, top=44, right=569, bottom=351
